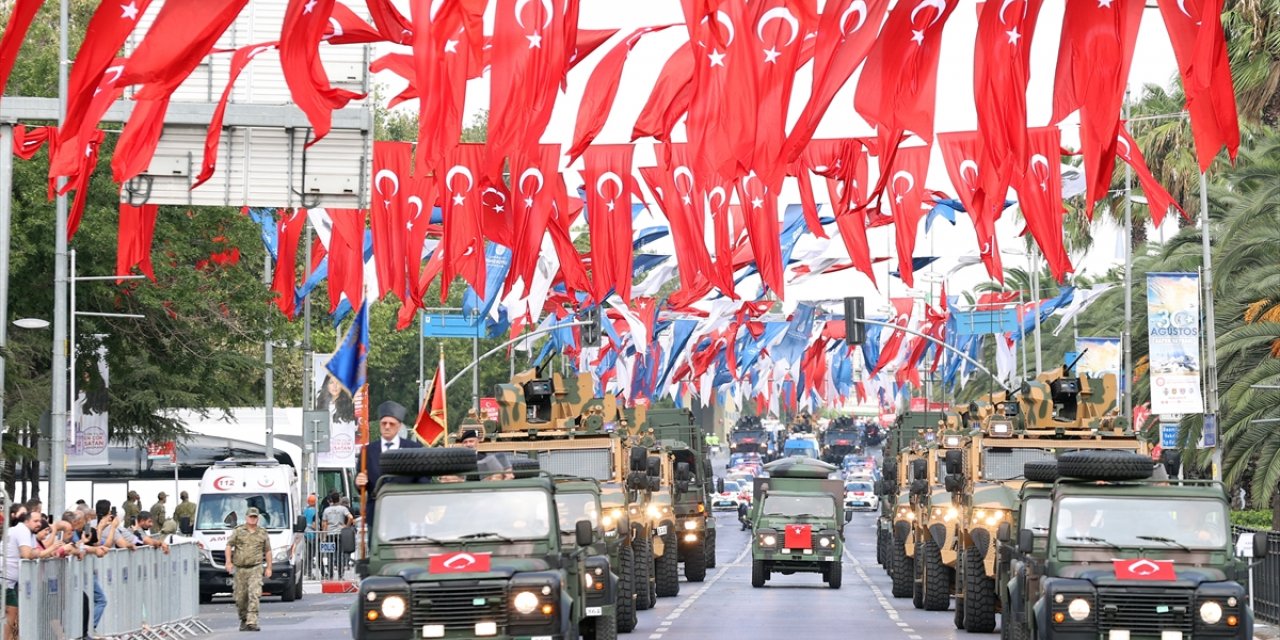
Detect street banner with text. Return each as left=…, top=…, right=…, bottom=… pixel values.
left=1146, top=273, right=1204, bottom=414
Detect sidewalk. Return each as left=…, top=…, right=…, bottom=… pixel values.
left=1258, top=622, right=1279, bottom=640
left=301, top=578, right=357, bottom=595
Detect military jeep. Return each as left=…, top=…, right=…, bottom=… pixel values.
left=749, top=456, right=847, bottom=589
left=351, top=448, right=611, bottom=640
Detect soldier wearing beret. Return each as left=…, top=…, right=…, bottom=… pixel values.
left=354, top=401, right=422, bottom=525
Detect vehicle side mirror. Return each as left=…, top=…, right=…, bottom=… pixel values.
left=944, top=474, right=962, bottom=493
left=648, top=477, right=661, bottom=492
left=944, top=450, right=963, bottom=475
left=294, top=515, right=307, bottom=533
left=575, top=519, right=594, bottom=547
left=676, top=462, right=692, bottom=483
left=1017, top=528, right=1034, bottom=552
left=844, top=509, right=854, bottom=523
left=996, top=522, right=1012, bottom=544
left=1255, top=531, right=1270, bottom=559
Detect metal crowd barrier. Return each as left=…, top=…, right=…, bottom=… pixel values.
left=17, top=542, right=210, bottom=640
left=308, top=528, right=356, bottom=581
left=1233, top=525, right=1280, bottom=625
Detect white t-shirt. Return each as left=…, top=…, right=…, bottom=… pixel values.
left=5, top=525, right=37, bottom=586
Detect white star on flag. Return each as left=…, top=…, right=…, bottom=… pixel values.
left=453, top=193, right=465, bottom=206
left=911, top=29, right=924, bottom=45
left=1006, top=27, right=1021, bottom=45
left=707, top=50, right=726, bottom=67
left=762, top=47, right=781, bottom=63
left=303, top=0, right=317, bottom=14
left=527, top=34, right=542, bottom=48
left=120, top=1, right=139, bottom=20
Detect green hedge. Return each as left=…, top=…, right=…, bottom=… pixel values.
left=1231, top=510, right=1274, bottom=530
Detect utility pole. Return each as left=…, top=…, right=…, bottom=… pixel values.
left=1121, top=93, right=1134, bottom=427
left=264, top=251, right=274, bottom=460
left=1201, top=171, right=1221, bottom=480
left=49, top=0, right=71, bottom=516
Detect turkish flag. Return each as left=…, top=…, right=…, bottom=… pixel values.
left=736, top=172, right=786, bottom=298
left=639, top=164, right=712, bottom=301
left=51, top=59, right=124, bottom=185
left=1156, top=0, right=1238, bottom=171
left=363, top=0, right=411, bottom=44
left=60, top=0, right=152, bottom=146
left=704, top=174, right=738, bottom=299
left=488, top=0, right=570, bottom=173
left=805, top=139, right=873, bottom=283
left=854, top=0, right=957, bottom=150
left=508, top=145, right=562, bottom=292
left=66, top=129, right=106, bottom=241
left=327, top=208, right=367, bottom=312
left=547, top=178, right=592, bottom=298
left=412, top=0, right=486, bottom=174
left=784, top=0, right=890, bottom=163
left=1113, top=558, right=1176, bottom=581
left=581, top=144, right=635, bottom=302
left=439, top=144, right=487, bottom=301
left=272, top=209, right=306, bottom=319
left=112, top=0, right=250, bottom=183
left=325, top=3, right=388, bottom=45
left=872, top=297, right=915, bottom=376
left=115, top=202, right=159, bottom=282
left=0, top=0, right=44, bottom=109
left=1050, top=0, right=1144, bottom=217
left=684, top=0, right=758, bottom=180
left=939, top=131, right=1003, bottom=281
left=429, top=551, right=491, bottom=574
left=633, top=43, right=694, bottom=143
left=414, top=355, right=448, bottom=445
left=568, top=28, right=618, bottom=72
left=973, top=0, right=1042, bottom=276
left=567, top=24, right=681, bottom=162
left=884, top=144, right=932, bottom=288
left=399, top=176, right=437, bottom=319
left=11, top=125, right=52, bottom=161
left=783, top=523, right=812, bottom=549
left=750, top=0, right=819, bottom=189
left=478, top=177, right=515, bottom=249
left=1016, top=127, right=1073, bottom=283
left=371, top=141, right=411, bottom=302
left=279, top=0, right=364, bottom=147
left=1115, top=124, right=1186, bottom=227
left=197, top=43, right=276, bottom=188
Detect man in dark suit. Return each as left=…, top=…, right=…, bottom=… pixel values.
left=355, top=401, right=422, bottom=525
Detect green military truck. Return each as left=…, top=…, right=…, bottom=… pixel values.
left=644, top=407, right=717, bottom=585
left=351, top=447, right=613, bottom=640
left=554, top=477, right=622, bottom=639
left=749, top=456, right=847, bottom=589
left=995, top=461, right=1065, bottom=640
left=999, top=450, right=1266, bottom=640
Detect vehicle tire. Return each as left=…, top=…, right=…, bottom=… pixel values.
left=963, top=546, right=998, bottom=632
left=912, top=546, right=925, bottom=609
left=281, top=573, right=297, bottom=602
left=295, top=571, right=304, bottom=601
left=632, top=531, right=654, bottom=611
left=510, top=457, right=541, bottom=477
left=751, top=559, right=767, bottom=588
left=684, top=539, right=707, bottom=582
left=616, top=544, right=637, bottom=633
left=954, top=596, right=965, bottom=629
left=655, top=526, right=680, bottom=597
left=890, top=536, right=914, bottom=598
left=877, top=526, right=888, bottom=566
left=1023, top=461, right=1059, bottom=483
left=583, top=609, right=617, bottom=640
left=379, top=447, right=477, bottom=476
left=705, top=529, right=717, bottom=568
left=921, top=539, right=952, bottom=611
left=1056, top=450, right=1152, bottom=481
left=827, top=560, right=842, bottom=589
left=883, top=456, right=898, bottom=479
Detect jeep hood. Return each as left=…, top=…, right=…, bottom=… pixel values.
left=1055, top=564, right=1228, bottom=587
left=384, top=556, right=555, bottom=580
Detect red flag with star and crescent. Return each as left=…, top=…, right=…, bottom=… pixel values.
left=439, top=144, right=487, bottom=301
left=371, top=141, right=411, bottom=303
left=58, top=0, right=152, bottom=155
left=279, top=0, right=364, bottom=147
left=884, top=144, right=932, bottom=289
left=582, top=144, right=636, bottom=303
left=1156, top=0, right=1238, bottom=172
left=1115, top=123, right=1186, bottom=227
left=872, top=297, right=915, bottom=376
left=412, top=0, right=486, bottom=174
left=938, top=131, right=1003, bottom=281
left=750, top=0, right=819, bottom=189
left=736, top=172, right=786, bottom=299
left=684, top=0, right=759, bottom=180
left=507, top=144, right=563, bottom=292
left=487, top=0, right=570, bottom=173
left=1016, top=126, right=1073, bottom=283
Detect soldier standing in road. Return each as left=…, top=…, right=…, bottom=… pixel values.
left=123, top=491, right=142, bottom=527
left=173, top=491, right=197, bottom=530
left=149, top=492, right=168, bottom=533
left=225, top=507, right=272, bottom=632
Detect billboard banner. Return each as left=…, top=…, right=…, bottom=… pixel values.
left=1074, top=337, right=1121, bottom=377
left=1146, top=273, right=1204, bottom=414
left=313, top=353, right=359, bottom=468
left=69, top=348, right=110, bottom=467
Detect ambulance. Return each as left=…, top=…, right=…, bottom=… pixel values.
left=194, top=459, right=307, bottom=602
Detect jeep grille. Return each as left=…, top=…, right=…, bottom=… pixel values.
left=1097, top=587, right=1193, bottom=635
left=410, top=582, right=509, bottom=631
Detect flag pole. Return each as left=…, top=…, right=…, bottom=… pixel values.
left=356, top=382, right=370, bottom=558
left=440, top=343, right=451, bottom=447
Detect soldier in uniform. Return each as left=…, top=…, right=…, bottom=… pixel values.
left=173, top=491, right=197, bottom=530
left=150, top=492, right=169, bottom=533
left=122, top=491, right=142, bottom=527
left=225, top=507, right=272, bottom=631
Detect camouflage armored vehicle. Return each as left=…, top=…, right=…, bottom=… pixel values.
left=351, top=447, right=610, bottom=640
left=1000, top=449, right=1265, bottom=640
left=749, top=456, right=847, bottom=589
left=728, top=415, right=769, bottom=456
left=943, top=369, right=1146, bottom=633
left=820, top=416, right=861, bottom=464
left=598, top=483, right=638, bottom=632
left=476, top=369, right=659, bottom=621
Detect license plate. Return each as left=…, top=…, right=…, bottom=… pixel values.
left=319, top=542, right=336, bottom=553
left=1108, top=632, right=1131, bottom=640
left=656, top=526, right=668, bottom=535
left=585, top=606, right=602, bottom=617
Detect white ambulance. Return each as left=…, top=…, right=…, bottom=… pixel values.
left=194, top=459, right=306, bottom=602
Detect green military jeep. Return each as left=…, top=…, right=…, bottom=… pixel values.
left=351, top=448, right=615, bottom=640
left=554, top=478, right=623, bottom=639
left=749, top=456, right=848, bottom=589
left=999, top=450, right=1267, bottom=640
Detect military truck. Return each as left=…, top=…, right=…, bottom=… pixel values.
left=476, top=369, right=658, bottom=622
left=598, top=483, right=638, bottom=633
left=995, top=460, right=1062, bottom=640
left=555, top=477, right=623, bottom=639
left=644, top=407, right=716, bottom=586
left=820, top=416, right=861, bottom=464
left=998, top=449, right=1265, bottom=640
left=728, top=415, right=769, bottom=456
left=943, top=369, right=1146, bottom=633
left=351, top=447, right=611, bottom=640
left=749, top=456, right=847, bottom=589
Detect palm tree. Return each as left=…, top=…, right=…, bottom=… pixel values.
left=1224, top=0, right=1280, bottom=126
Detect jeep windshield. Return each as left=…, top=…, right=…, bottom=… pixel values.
left=554, top=492, right=599, bottom=542
left=762, top=494, right=835, bottom=519
left=1053, top=496, right=1227, bottom=549
left=1023, top=497, right=1050, bottom=534
left=377, top=490, right=552, bottom=542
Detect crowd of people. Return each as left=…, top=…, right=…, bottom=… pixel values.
left=1, top=492, right=189, bottom=640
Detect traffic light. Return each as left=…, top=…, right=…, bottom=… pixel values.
left=843, top=296, right=866, bottom=345
left=582, top=306, right=602, bottom=346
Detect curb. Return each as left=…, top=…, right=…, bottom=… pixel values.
left=316, top=579, right=357, bottom=594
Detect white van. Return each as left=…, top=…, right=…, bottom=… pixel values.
left=195, top=459, right=306, bottom=602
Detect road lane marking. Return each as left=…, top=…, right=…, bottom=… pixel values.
left=845, top=545, right=929, bottom=640
left=645, top=538, right=750, bottom=639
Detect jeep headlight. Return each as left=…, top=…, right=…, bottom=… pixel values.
left=1068, top=598, right=1090, bottom=621
left=818, top=536, right=832, bottom=548
left=584, top=573, right=595, bottom=589
left=381, top=595, right=406, bottom=620
left=647, top=505, right=661, bottom=519
left=272, top=547, right=291, bottom=562
left=683, top=520, right=698, bottom=531
left=513, top=591, right=540, bottom=615
left=1200, top=600, right=1223, bottom=625
left=761, top=534, right=777, bottom=547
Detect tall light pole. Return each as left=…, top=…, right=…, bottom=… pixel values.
left=1200, top=171, right=1221, bottom=480
left=49, top=0, right=71, bottom=516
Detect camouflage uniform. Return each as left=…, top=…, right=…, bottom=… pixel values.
left=173, top=497, right=197, bottom=526
left=227, top=513, right=271, bottom=629
left=122, top=494, right=141, bottom=527
left=149, top=494, right=168, bottom=532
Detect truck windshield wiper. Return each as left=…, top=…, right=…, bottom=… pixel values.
left=1136, top=535, right=1191, bottom=551
left=457, top=532, right=516, bottom=543
left=385, top=535, right=446, bottom=544
left=1065, top=535, right=1121, bottom=550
